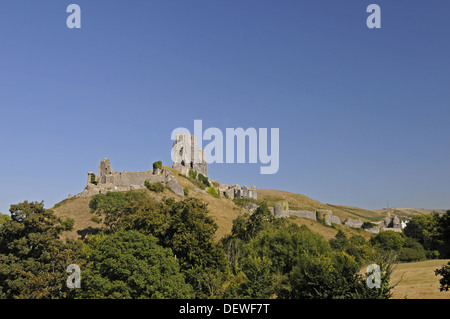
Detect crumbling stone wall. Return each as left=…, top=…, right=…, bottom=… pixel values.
left=219, top=184, right=258, bottom=200
left=273, top=202, right=289, bottom=217
left=342, top=218, right=363, bottom=228
left=289, top=210, right=317, bottom=221
left=317, top=210, right=334, bottom=226
left=76, top=158, right=185, bottom=198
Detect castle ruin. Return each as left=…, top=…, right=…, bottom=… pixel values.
left=172, top=133, right=207, bottom=177
left=76, top=158, right=184, bottom=198
left=76, top=133, right=257, bottom=200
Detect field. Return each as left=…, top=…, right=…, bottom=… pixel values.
left=391, top=259, right=450, bottom=299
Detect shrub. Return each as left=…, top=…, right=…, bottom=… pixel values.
left=91, top=215, right=101, bottom=224
left=362, top=221, right=376, bottom=229
left=207, top=187, right=219, bottom=198
left=398, top=247, right=426, bottom=262
left=90, top=174, right=98, bottom=185
left=188, top=169, right=197, bottom=180
left=183, top=187, right=189, bottom=196
left=61, top=218, right=75, bottom=231
left=398, top=237, right=426, bottom=262
left=233, top=197, right=259, bottom=208
left=198, top=174, right=210, bottom=187
left=370, top=231, right=406, bottom=251
left=152, top=161, right=162, bottom=170
left=145, top=180, right=165, bottom=193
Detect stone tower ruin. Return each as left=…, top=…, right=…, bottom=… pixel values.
left=172, top=133, right=207, bottom=176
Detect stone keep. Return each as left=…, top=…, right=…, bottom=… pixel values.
left=172, top=133, right=207, bottom=177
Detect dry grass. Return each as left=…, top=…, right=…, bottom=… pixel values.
left=258, top=189, right=385, bottom=223
left=52, top=168, right=247, bottom=241
left=51, top=196, right=98, bottom=241
left=52, top=176, right=379, bottom=243
left=391, top=259, right=450, bottom=299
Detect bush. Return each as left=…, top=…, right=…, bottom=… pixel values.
left=198, top=174, right=210, bottom=187
left=362, top=221, right=376, bottom=229
left=91, top=215, right=101, bottom=224
left=183, top=187, right=189, bottom=196
left=153, top=161, right=162, bottom=170
left=233, top=197, right=258, bottom=207
left=398, top=237, right=426, bottom=262
left=398, top=247, right=426, bottom=262
left=61, top=218, right=75, bottom=231
left=207, top=187, right=219, bottom=198
left=90, top=174, right=98, bottom=185
left=145, top=181, right=165, bottom=193
left=188, top=169, right=197, bottom=180
left=370, top=231, right=406, bottom=251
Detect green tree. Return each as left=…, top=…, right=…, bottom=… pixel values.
left=398, top=237, right=426, bottom=262
left=79, top=230, right=192, bottom=299
left=403, top=213, right=441, bottom=254
left=234, top=256, right=273, bottom=299
left=356, top=250, right=398, bottom=299
left=329, top=229, right=350, bottom=251
left=250, top=224, right=331, bottom=274
left=0, top=201, right=81, bottom=299
left=246, top=202, right=274, bottom=240
left=89, top=191, right=150, bottom=232
left=370, top=231, right=406, bottom=251
left=436, top=211, right=450, bottom=258
left=164, top=198, right=228, bottom=271
left=0, top=214, right=11, bottom=227
left=435, top=261, right=450, bottom=292
left=287, top=251, right=361, bottom=299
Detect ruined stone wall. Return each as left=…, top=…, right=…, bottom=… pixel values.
left=289, top=210, right=317, bottom=221
left=342, top=218, right=363, bottom=228
left=273, top=202, right=289, bottom=217
left=218, top=184, right=258, bottom=200
left=77, top=158, right=184, bottom=198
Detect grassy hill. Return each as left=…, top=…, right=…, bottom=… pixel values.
left=52, top=167, right=249, bottom=241
left=51, top=169, right=441, bottom=243
left=373, top=208, right=447, bottom=220
left=390, top=259, right=450, bottom=299
left=257, top=189, right=386, bottom=222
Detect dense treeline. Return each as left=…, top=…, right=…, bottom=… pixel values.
left=0, top=191, right=449, bottom=299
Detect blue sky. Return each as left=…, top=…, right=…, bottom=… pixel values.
left=0, top=0, right=449, bottom=214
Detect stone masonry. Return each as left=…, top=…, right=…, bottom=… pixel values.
left=218, top=184, right=258, bottom=200
left=172, top=133, right=207, bottom=177
left=76, top=158, right=185, bottom=198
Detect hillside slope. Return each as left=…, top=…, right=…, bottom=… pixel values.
left=52, top=170, right=440, bottom=242
left=257, top=189, right=385, bottom=222
left=52, top=167, right=248, bottom=241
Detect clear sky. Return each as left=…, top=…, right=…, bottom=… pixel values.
left=1, top=0, right=449, bottom=214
